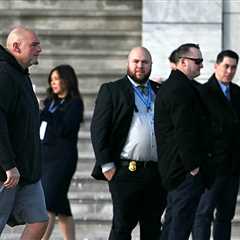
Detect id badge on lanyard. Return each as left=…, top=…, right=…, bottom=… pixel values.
left=40, top=99, right=64, bottom=140
left=40, top=121, right=47, bottom=140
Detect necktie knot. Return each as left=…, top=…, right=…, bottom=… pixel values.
left=138, top=85, right=147, bottom=95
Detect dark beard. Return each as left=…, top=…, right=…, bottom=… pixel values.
left=127, top=70, right=151, bottom=84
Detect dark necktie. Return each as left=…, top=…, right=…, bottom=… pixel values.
left=225, top=86, right=231, bottom=101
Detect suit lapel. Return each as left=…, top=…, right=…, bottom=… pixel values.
left=208, top=76, right=231, bottom=106
left=120, top=76, right=161, bottom=113
left=229, top=83, right=240, bottom=105
left=150, top=80, right=161, bottom=94
left=208, top=75, right=239, bottom=118
left=229, top=83, right=240, bottom=118
left=121, top=76, right=135, bottom=108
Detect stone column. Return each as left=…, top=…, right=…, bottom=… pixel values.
left=224, top=0, right=240, bottom=83
left=142, top=0, right=222, bottom=82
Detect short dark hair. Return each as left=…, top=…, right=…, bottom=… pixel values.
left=175, top=43, right=200, bottom=63
left=168, top=49, right=178, bottom=64
left=216, top=50, right=239, bottom=64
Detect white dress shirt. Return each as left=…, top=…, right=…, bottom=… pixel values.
left=102, top=76, right=158, bottom=173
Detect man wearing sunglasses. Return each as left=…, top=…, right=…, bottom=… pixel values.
left=192, top=50, right=240, bottom=240
left=154, top=43, right=214, bottom=240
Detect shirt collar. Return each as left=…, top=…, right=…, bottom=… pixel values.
left=217, top=80, right=230, bottom=94
left=127, top=75, right=149, bottom=87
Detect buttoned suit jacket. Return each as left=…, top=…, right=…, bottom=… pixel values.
left=91, top=75, right=160, bottom=180
left=154, top=70, right=214, bottom=191
left=196, top=74, right=240, bottom=175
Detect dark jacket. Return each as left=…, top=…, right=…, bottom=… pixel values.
left=40, top=97, right=84, bottom=199
left=91, top=75, right=160, bottom=180
left=197, top=74, right=240, bottom=175
left=154, top=70, right=214, bottom=190
left=0, top=45, right=41, bottom=184
left=40, top=97, right=84, bottom=146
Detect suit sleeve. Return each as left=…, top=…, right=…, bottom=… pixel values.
left=91, top=84, right=113, bottom=166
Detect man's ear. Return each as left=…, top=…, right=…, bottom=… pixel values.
left=12, top=42, right=21, bottom=53
left=180, top=58, right=187, bottom=67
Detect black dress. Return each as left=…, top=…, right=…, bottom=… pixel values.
left=40, top=96, right=84, bottom=216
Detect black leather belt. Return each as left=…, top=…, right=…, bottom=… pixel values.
left=118, top=159, right=157, bottom=171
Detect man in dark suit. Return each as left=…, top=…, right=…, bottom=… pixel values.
left=192, top=50, right=240, bottom=240
left=154, top=43, right=214, bottom=240
left=91, top=47, right=167, bottom=240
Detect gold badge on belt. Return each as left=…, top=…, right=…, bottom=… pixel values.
left=128, top=161, right=137, bottom=172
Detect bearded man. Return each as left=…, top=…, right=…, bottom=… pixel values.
left=91, top=47, right=167, bottom=240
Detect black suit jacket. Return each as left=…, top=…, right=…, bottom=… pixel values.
left=196, top=74, right=240, bottom=175
left=154, top=70, right=214, bottom=190
left=91, top=75, right=160, bottom=180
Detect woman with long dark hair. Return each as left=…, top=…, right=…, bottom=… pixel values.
left=40, top=65, right=84, bottom=240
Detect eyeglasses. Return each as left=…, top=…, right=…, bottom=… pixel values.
left=180, top=57, right=203, bottom=65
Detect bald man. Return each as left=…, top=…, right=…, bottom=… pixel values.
left=91, top=47, right=167, bottom=240
left=0, top=26, right=48, bottom=238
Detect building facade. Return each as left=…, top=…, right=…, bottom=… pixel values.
left=143, top=0, right=240, bottom=83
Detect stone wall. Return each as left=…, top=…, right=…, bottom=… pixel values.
left=224, top=0, right=240, bottom=82
left=142, top=0, right=223, bottom=83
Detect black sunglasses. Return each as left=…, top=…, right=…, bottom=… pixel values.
left=180, top=57, right=203, bottom=65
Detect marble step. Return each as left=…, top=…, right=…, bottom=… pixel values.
left=76, top=131, right=93, bottom=156
left=70, top=192, right=240, bottom=239
left=69, top=192, right=240, bottom=238
left=32, top=71, right=123, bottom=112
left=2, top=183, right=240, bottom=239
left=76, top=156, right=95, bottom=173
left=40, top=130, right=93, bottom=157
left=35, top=81, right=99, bottom=111
left=3, top=222, right=240, bottom=240
left=2, top=221, right=140, bottom=240
left=69, top=171, right=240, bottom=223
left=36, top=90, right=99, bottom=114
left=69, top=191, right=112, bottom=221
left=3, top=199, right=240, bottom=239
left=77, top=150, right=94, bottom=160
left=34, top=55, right=126, bottom=78
left=0, top=30, right=141, bottom=52
left=32, top=50, right=128, bottom=91
left=0, top=9, right=141, bottom=31
left=74, top=161, right=95, bottom=180
left=70, top=171, right=107, bottom=193
left=0, top=0, right=142, bottom=11
left=31, top=71, right=122, bottom=91
left=79, top=111, right=92, bottom=132
left=39, top=49, right=129, bottom=58
left=33, top=51, right=127, bottom=75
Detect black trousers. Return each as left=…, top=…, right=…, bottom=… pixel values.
left=161, top=173, right=205, bottom=240
left=192, top=175, right=239, bottom=240
left=108, top=163, right=167, bottom=240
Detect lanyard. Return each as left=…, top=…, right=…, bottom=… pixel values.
left=133, top=82, right=152, bottom=111
left=48, top=99, right=64, bottom=113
